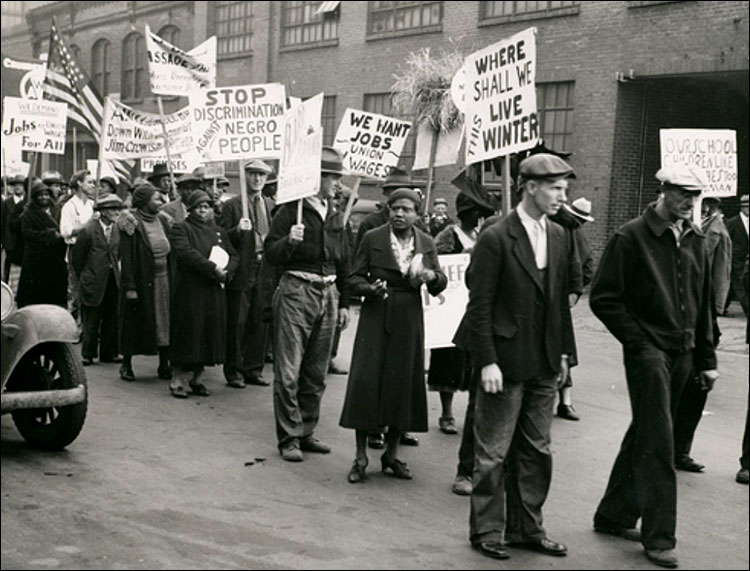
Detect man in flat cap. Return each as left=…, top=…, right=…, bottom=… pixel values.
left=590, top=165, right=718, bottom=569
left=219, top=159, right=275, bottom=388
left=429, top=197, right=453, bottom=237
left=465, top=153, right=576, bottom=561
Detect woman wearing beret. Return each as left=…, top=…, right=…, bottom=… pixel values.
left=340, top=188, right=448, bottom=483
left=169, top=191, right=238, bottom=398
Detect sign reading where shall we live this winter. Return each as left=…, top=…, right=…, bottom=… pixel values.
left=464, top=27, right=539, bottom=166
left=423, top=253, right=471, bottom=350
left=332, top=108, right=411, bottom=180
left=2, top=96, right=68, bottom=154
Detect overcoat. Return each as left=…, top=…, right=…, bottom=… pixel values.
left=339, top=224, right=447, bottom=432
left=72, top=218, right=121, bottom=307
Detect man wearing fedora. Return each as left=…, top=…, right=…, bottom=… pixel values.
left=72, top=194, right=124, bottom=366
left=220, top=159, right=275, bottom=388
left=264, top=146, right=351, bottom=462
left=147, top=163, right=173, bottom=204
left=42, top=170, right=66, bottom=201
left=590, top=165, right=718, bottom=569
left=726, top=194, right=749, bottom=317
left=163, top=173, right=202, bottom=225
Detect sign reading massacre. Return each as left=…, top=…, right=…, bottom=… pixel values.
left=465, top=27, right=539, bottom=165
left=190, top=83, right=286, bottom=161
left=333, top=108, right=411, bottom=180
left=2, top=96, right=67, bottom=154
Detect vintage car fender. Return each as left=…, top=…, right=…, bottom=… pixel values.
left=1, top=304, right=78, bottom=389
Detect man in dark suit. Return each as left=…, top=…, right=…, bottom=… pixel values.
left=465, top=154, right=577, bottom=561
left=726, top=194, right=749, bottom=317
left=1, top=174, right=27, bottom=292
left=220, top=160, right=275, bottom=388
left=71, top=194, right=123, bottom=366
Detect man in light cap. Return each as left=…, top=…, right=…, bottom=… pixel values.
left=589, top=164, right=718, bottom=569
left=465, top=153, right=577, bottom=561
left=219, top=159, right=275, bottom=388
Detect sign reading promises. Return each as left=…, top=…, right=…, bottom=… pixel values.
left=660, top=129, right=737, bottom=197
left=2, top=96, right=67, bottom=154
left=190, top=83, right=286, bottom=161
left=332, top=108, right=411, bottom=180
left=145, top=25, right=216, bottom=97
left=464, top=27, right=538, bottom=166
left=423, top=253, right=471, bottom=349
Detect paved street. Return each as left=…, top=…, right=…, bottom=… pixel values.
left=2, top=298, right=748, bottom=570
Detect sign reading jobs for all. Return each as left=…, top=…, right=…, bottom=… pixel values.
left=190, top=83, right=286, bottom=162
left=333, top=108, right=411, bottom=180
left=660, top=129, right=737, bottom=197
left=145, top=25, right=216, bottom=97
left=423, top=254, right=471, bottom=350
left=2, top=97, right=68, bottom=155
left=464, top=27, right=539, bottom=166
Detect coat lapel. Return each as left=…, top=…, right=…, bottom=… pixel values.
left=369, top=224, right=401, bottom=272
left=509, top=210, right=544, bottom=293
left=547, top=222, right=562, bottom=295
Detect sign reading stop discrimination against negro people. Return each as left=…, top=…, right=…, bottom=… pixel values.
left=423, top=253, right=471, bottom=349
left=145, top=25, right=216, bottom=97
left=332, top=108, right=411, bottom=180
left=190, top=83, right=286, bottom=161
left=660, top=129, right=738, bottom=198
left=2, top=96, right=67, bottom=154
left=276, top=94, right=324, bottom=205
left=464, top=27, right=539, bottom=166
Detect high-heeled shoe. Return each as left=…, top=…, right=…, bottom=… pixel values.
left=380, top=454, right=412, bottom=479
left=347, top=459, right=368, bottom=483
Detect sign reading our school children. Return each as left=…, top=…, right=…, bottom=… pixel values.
left=464, top=27, right=539, bottom=166
left=190, top=83, right=286, bottom=161
left=332, top=108, right=411, bottom=180
left=423, top=253, right=471, bottom=350
left=145, top=25, right=216, bottom=97
left=660, top=129, right=737, bottom=198
left=2, top=96, right=68, bottom=154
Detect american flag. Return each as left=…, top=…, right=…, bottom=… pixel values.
left=43, top=21, right=132, bottom=180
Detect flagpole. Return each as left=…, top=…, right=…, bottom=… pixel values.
left=503, top=154, right=511, bottom=217
left=95, top=97, right=110, bottom=207
left=2, top=148, right=8, bottom=199
left=156, top=95, right=178, bottom=202
left=28, top=152, right=38, bottom=196
left=238, top=160, right=249, bottom=219
left=72, top=126, right=78, bottom=171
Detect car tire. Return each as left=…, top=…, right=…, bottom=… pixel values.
left=9, top=342, right=87, bottom=450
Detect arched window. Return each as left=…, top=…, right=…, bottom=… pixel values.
left=121, top=32, right=146, bottom=101
left=158, top=24, right=181, bottom=49
left=91, top=39, right=110, bottom=96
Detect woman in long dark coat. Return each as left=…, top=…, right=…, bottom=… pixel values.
left=169, top=190, right=237, bottom=398
left=17, top=182, right=67, bottom=308
left=340, top=189, right=447, bottom=483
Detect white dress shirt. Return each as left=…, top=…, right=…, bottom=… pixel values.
left=741, top=211, right=749, bottom=237
left=60, top=194, right=94, bottom=245
left=517, top=202, right=548, bottom=270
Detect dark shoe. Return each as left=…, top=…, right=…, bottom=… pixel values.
left=347, top=459, right=368, bottom=483
left=82, top=357, right=94, bottom=366
left=556, top=403, right=580, bottom=421
left=226, top=378, right=246, bottom=389
left=367, top=433, right=385, bottom=450
left=119, top=366, right=135, bottom=382
left=299, top=436, right=331, bottom=454
left=280, top=443, right=303, bottom=462
left=472, top=541, right=510, bottom=560
left=381, top=454, right=412, bottom=479
left=439, top=416, right=458, bottom=434
left=675, top=455, right=705, bottom=473
left=512, top=538, right=567, bottom=556
left=189, top=382, right=211, bottom=397
left=328, top=362, right=348, bottom=375
left=594, top=523, right=641, bottom=542
left=400, top=432, right=419, bottom=446
left=100, top=356, right=123, bottom=363
left=168, top=384, right=189, bottom=399
left=736, top=468, right=749, bottom=484
left=157, top=365, right=173, bottom=380
left=645, top=548, right=679, bottom=568
left=244, top=374, right=270, bottom=386
left=452, top=474, right=472, bottom=496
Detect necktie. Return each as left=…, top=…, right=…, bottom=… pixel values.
left=533, top=221, right=547, bottom=269
left=254, top=195, right=269, bottom=238
left=103, top=223, right=112, bottom=243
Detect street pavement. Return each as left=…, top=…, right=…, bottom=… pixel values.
left=2, top=297, right=748, bottom=570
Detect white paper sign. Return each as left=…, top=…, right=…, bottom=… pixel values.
left=145, top=25, right=216, bottom=97
left=423, top=253, right=471, bottom=349
left=413, top=123, right=463, bottom=171
left=203, top=161, right=225, bottom=178
left=2, top=96, right=68, bottom=154
left=87, top=159, right=121, bottom=182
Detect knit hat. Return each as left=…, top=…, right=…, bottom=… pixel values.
left=186, top=190, right=211, bottom=210
left=132, top=183, right=158, bottom=208
left=30, top=181, right=52, bottom=199
left=387, top=188, right=422, bottom=210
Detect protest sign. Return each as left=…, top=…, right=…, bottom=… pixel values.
left=2, top=96, right=67, bottom=154
left=190, top=83, right=286, bottom=161
left=203, top=161, right=225, bottom=178
left=413, top=123, right=463, bottom=171
left=660, top=129, right=737, bottom=198
left=464, top=27, right=539, bottom=166
left=0, top=152, right=30, bottom=178
left=423, top=253, right=471, bottom=349
left=145, top=25, right=216, bottom=97
left=140, top=156, right=198, bottom=174
left=332, top=108, right=411, bottom=180
left=276, top=94, right=324, bottom=205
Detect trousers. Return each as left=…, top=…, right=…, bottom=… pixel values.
left=80, top=269, right=119, bottom=360
left=225, top=275, right=266, bottom=380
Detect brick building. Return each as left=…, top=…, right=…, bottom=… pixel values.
left=11, top=0, right=750, bottom=254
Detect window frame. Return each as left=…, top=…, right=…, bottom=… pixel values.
left=280, top=1, right=340, bottom=52
left=214, top=1, right=254, bottom=60
left=366, top=1, right=444, bottom=40
left=91, top=38, right=111, bottom=97
left=478, top=1, right=580, bottom=26
left=121, top=32, right=147, bottom=103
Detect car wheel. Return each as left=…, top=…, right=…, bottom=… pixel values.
left=9, top=342, right=87, bottom=450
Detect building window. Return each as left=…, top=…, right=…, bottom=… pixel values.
left=537, top=81, right=574, bottom=154
left=480, top=1, right=578, bottom=21
left=363, top=92, right=415, bottom=168
left=69, top=44, right=81, bottom=60
left=1, top=1, right=24, bottom=29
left=215, top=1, right=253, bottom=57
left=122, top=32, right=146, bottom=101
left=91, top=39, right=110, bottom=96
left=158, top=25, right=182, bottom=49
left=368, top=1, right=443, bottom=37
left=281, top=1, right=339, bottom=48
left=321, top=95, right=336, bottom=146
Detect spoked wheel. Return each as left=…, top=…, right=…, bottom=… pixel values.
left=8, top=342, right=87, bottom=450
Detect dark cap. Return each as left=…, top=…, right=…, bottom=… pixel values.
left=30, top=181, right=52, bottom=199
left=175, top=173, right=202, bottom=187
left=387, top=187, right=422, bottom=210
left=95, top=194, right=124, bottom=210
left=100, top=176, right=118, bottom=190
left=518, top=153, right=576, bottom=180
left=186, top=190, right=211, bottom=210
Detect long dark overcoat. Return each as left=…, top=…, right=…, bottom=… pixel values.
left=118, top=213, right=171, bottom=356
left=169, top=215, right=238, bottom=367
left=339, top=224, right=447, bottom=432
left=17, top=201, right=67, bottom=308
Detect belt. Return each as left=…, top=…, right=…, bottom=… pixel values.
left=286, top=272, right=336, bottom=290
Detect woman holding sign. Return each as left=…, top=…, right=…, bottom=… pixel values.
left=340, top=188, right=447, bottom=483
